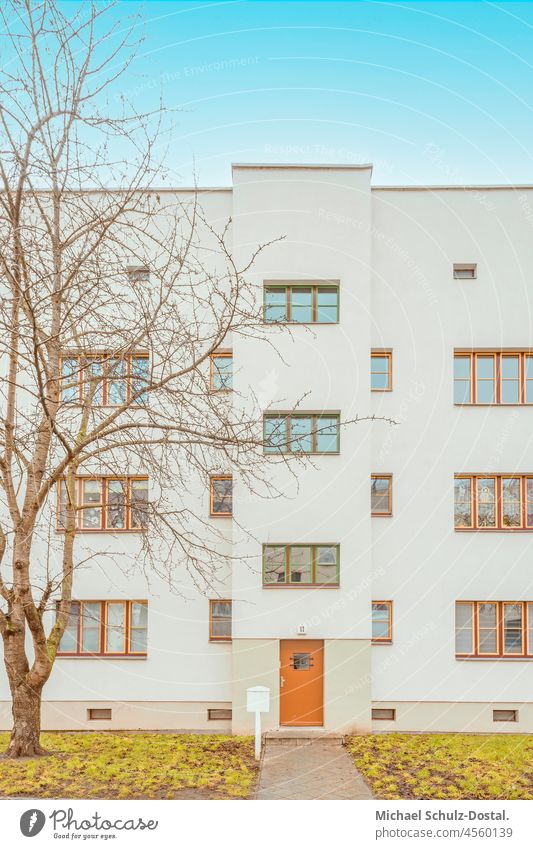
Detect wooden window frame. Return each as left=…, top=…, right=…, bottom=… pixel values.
left=372, top=708, right=396, bottom=721
left=209, top=475, right=233, bottom=517
left=262, top=544, right=340, bottom=588
left=454, top=351, right=533, bottom=405
left=263, top=283, right=340, bottom=324
left=57, top=600, right=147, bottom=657
left=371, top=601, right=393, bottom=644
left=209, top=351, right=233, bottom=392
left=263, top=412, right=340, bottom=455
left=455, top=601, right=533, bottom=659
left=371, top=474, right=393, bottom=516
left=371, top=350, right=392, bottom=392
left=454, top=474, right=533, bottom=531
left=209, top=599, right=232, bottom=642
left=60, top=352, right=149, bottom=407
left=57, top=476, right=149, bottom=532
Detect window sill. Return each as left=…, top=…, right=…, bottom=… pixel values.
left=209, top=638, right=232, bottom=643
left=371, top=389, right=392, bottom=393
left=371, top=512, right=393, bottom=518
left=456, top=655, right=533, bottom=661
left=372, top=640, right=392, bottom=645
left=209, top=513, right=233, bottom=519
left=262, top=321, right=340, bottom=327
left=57, top=654, right=147, bottom=659
left=63, top=403, right=149, bottom=409
left=262, top=583, right=340, bottom=589
left=263, top=451, right=340, bottom=457
left=56, top=528, right=147, bottom=534
left=455, top=528, right=533, bottom=533
left=455, top=403, right=533, bottom=407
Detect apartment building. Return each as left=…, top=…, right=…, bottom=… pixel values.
left=2, top=162, right=533, bottom=735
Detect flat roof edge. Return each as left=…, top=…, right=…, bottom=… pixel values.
left=232, top=162, right=373, bottom=171
left=373, top=184, right=533, bottom=191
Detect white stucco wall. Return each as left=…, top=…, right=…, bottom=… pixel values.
left=2, top=168, right=533, bottom=731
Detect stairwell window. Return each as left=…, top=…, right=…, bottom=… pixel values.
left=210, top=476, right=232, bottom=516
left=57, top=476, right=149, bottom=531
left=263, top=544, right=339, bottom=587
left=371, top=351, right=392, bottom=391
left=455, top=601, right=533, bottom=658
left=371, top=475, right=392, bottom=516
left=372, top=601, right=392, bottom=643
left=454, top=475, right=533, bottom=530
left=210, top=352, right=233, bottom=390
left=57, top=600, right=147, bottom=656
left=264, top=413, right=340, bottom=454
left=454, top=351, right=533, bottom=405
left=263, top=283, right=339, bottom=324
left=209, top=600, right=232, bottom=641
left=60, top=353, right=149, bottom=406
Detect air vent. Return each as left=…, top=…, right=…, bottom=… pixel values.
left=87, top=708, right=112, bottom=720
left=207, top=708, right=232, bottom=721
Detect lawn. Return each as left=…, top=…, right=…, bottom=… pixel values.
left=0, top=732, right=258, bottom=799
left=346, top=734, right=533, bottom=800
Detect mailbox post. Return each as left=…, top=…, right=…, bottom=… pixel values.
left=246, top=685, right=270, bottom=760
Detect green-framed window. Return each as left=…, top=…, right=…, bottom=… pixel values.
left=262, top=544, right=339, bottom=586
left=263, top=284, right=339, bottom=324
left=263, top=413, right=340, bottom=454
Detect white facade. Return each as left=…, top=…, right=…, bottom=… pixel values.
left=2, top=163, right=533, bottom=734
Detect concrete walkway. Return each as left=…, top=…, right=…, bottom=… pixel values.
left=255, top=737, right=374, bottom=800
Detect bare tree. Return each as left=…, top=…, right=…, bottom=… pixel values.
left=0, top=0, right=292, bottom=758
left=0, top=0, right=389, bottom=759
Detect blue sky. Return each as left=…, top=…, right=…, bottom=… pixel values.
left=83, top=1, right=533, bottom=185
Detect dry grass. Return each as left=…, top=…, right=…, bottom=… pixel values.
left=0, top=732, right=258, bottom=799
left=346, top=733, right=533, bottom=799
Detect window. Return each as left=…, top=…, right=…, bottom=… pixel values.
left=455, top=601, right=533, bottom=658
left=88, top=708, right=112, bottom=720
left=127, top=266, right=150, bottom=284
left=57, top=601, right=147, bottom=656
left=210, top=476, right=232, bottom=516
left=58, top=477, right=149, bottom=531
left=454, top=475, right=533, bottom=530
left=453, top=263, right=477, bottom=279
left=209, top=600, right=232, bottom=641
left=493, top=709, right=518, bottom=722
left=210, top=352, right=232, bottom=390
left=372, top=601, right=392, bottom=643
left=372, top=708, right=395, bottom=721
left=61, top=353, right=149, bottom=406
left=263, top=544, right=339, bottom=587
left=264, top=413, right=340, bottom=454
left=208, top=708, right=232, bottom=720
left=371, top=351, right=392, bottom=391
left=454, top=352, right=533, bottom=405
left=371, top=475, right=392, bottom=516
left=263, top=283, right=339, bottom=324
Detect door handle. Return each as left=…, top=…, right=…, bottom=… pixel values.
left=280, top=675, right=285, bottom=688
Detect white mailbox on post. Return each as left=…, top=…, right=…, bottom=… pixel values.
left=247, top=685, right=270, bottom=760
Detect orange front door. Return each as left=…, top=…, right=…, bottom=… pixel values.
left=279, top=640, right=324, bottom=727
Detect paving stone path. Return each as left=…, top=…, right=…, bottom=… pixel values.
left=255, top=737, right=374, bottom=800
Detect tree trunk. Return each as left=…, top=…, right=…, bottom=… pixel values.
left=5, top=681, right=47, bottom=758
